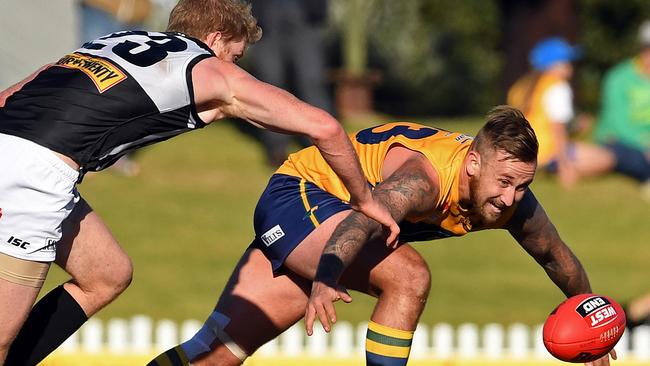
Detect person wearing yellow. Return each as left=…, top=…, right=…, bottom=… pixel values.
left=508, top=37, right=614, bottom=188
left=150, top=106, right=613, bottom=366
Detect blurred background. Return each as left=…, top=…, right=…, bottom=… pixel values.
left=1, top=0, right=649, bottom=364
left=5, top=0, right=650, bottom=115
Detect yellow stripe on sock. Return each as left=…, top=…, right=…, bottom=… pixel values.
left=368, top=321, right=414, bottom=340
left=299, top=179, right=319, bottom=227
left=366, top=339, right=411, bottom=358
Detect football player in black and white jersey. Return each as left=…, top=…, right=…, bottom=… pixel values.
left=0, top=1, right=399, bottom=364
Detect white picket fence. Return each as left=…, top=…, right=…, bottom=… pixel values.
left=56, top=316, right=650, bottom=361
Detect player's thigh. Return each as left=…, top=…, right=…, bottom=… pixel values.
left=55, top=198, right=132, bottom=293
left=283, top=210, right=352, bottom=279
left=573, top=142, right=615, bottom=174
left=213, top=247, right=310, bottom=354
left=340, top=242, right=431, bottom=299
left=0, top=255, right=48, bottom=345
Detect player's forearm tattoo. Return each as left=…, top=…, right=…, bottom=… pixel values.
left=543, top=235, right=591, bottom=296
left=315, top=157, right=437, bottom=283
left=508, top=191, right=591, bottom=297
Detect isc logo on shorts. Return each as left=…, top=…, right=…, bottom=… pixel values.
left=261, top=225, right=285, bottom=247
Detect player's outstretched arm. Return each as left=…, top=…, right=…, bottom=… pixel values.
left=305, top=154, right=439, bottom=335
left=505, top=190, right=591, bottom=297
left=193, top=59, right=399, bottom=244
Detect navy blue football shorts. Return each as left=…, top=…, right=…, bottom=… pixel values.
left=250, top=174, right=351, bottom=272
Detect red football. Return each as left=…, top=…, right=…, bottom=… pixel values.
left=543, top=294, right=626, bottom=363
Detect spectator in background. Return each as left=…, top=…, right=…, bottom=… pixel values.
left=78, top=0, right=153, bottom=176
left=594, top=21, right=650, bottom=199
left=508, top=37, right=615, bottom=188
left=248, top=0, right=334, bottom=167
left=625, top=292, right=650, bottom=329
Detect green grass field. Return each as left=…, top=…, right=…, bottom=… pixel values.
left=41, top=116, right=650, bottom=327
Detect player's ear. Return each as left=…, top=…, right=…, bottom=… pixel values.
left=467, top=151, right=481, bottom=176
left=204, top=32, right=223, bottom=49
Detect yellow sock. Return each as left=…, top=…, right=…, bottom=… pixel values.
left=365, top=321, right=414, bottom=366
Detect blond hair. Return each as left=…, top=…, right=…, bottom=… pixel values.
left=167, top=0, right=262, bottom=43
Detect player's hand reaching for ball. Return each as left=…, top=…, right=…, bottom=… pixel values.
left=305, top=280, right=353, bottom=336
left=585, top=349, right=617, bottom=366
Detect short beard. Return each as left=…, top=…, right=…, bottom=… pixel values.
left=468, top=176, right=501, bottom=226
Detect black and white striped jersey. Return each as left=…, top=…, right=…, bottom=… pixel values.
left=0, top=31, right=215, bottom=178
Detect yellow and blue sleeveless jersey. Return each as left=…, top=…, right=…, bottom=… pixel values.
left=276, top=122, right=475, bottom=238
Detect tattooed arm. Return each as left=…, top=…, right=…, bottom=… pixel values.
left=305, top=152, right=439, bottom=334
left=505, top=189, right=591, bottom=297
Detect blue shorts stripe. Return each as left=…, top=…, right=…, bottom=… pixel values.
left=251, top=174, right=350, bottom=271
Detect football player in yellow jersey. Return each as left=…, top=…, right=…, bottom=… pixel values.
left=508, top=37, right=614, bottom=188
left=150, top=106, right=614, bottom=366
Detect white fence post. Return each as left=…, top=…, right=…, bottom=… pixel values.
left=155, top=319, right=179, bottom=352
left=331, top=321, right=354, bottom=358
left=457, top=323, right=479, bottom=359
left=616, top=328, right=630, bottom=359
left=533, top=324, right=551, bottom=359
left=180, top=319, right=201, bottom=343
left=281, top=323, right=303, bottom=357
left=410, top=324, right=429, bottom=359
left=356, top=322, right=368, bottom=356
left=632, top=325, right=650, bottom=361
left=81, top=318, right=103, bottom=353
left=483, top=323, right=504, bottom=360
left=257, top=338, right=279, bottom=356
left=107, top=318, right=128, bottom=353
left=306, top=324, right=328, bottom=356
left=130, top=315, right=153, bottom=353
left=432, top=323, right=453, bottom=359
left=507, top=323, right=529, bottom=359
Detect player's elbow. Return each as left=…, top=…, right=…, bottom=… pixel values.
left=307, top=112, right=344, bottom=144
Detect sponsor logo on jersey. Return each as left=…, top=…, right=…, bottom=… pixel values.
left=575, top=296, right=618, bottom=328
left=261, top=225, right=285, bottom=247
left=56, top=53, right=126, bottom=93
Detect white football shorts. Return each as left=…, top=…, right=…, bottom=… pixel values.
left=0, top=133, right=80, bottom=262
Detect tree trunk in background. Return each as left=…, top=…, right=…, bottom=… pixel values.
left=333, top=70, right=381, bottom=118
left=332, top=0, right=379, bottom=118
left=500, top=0, right=578, bottom=102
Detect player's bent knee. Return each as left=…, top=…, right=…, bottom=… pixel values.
left=379, top=251, right=431, bottom=299
left=78, top=254, right=133, bottom=304
left=181, top=310, right=248, bottom=364
left=112, top=255, right=133, bottom=293
left=405, top=262, right=431, bottom=299
left=100, top=255, right=133, bottom=296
